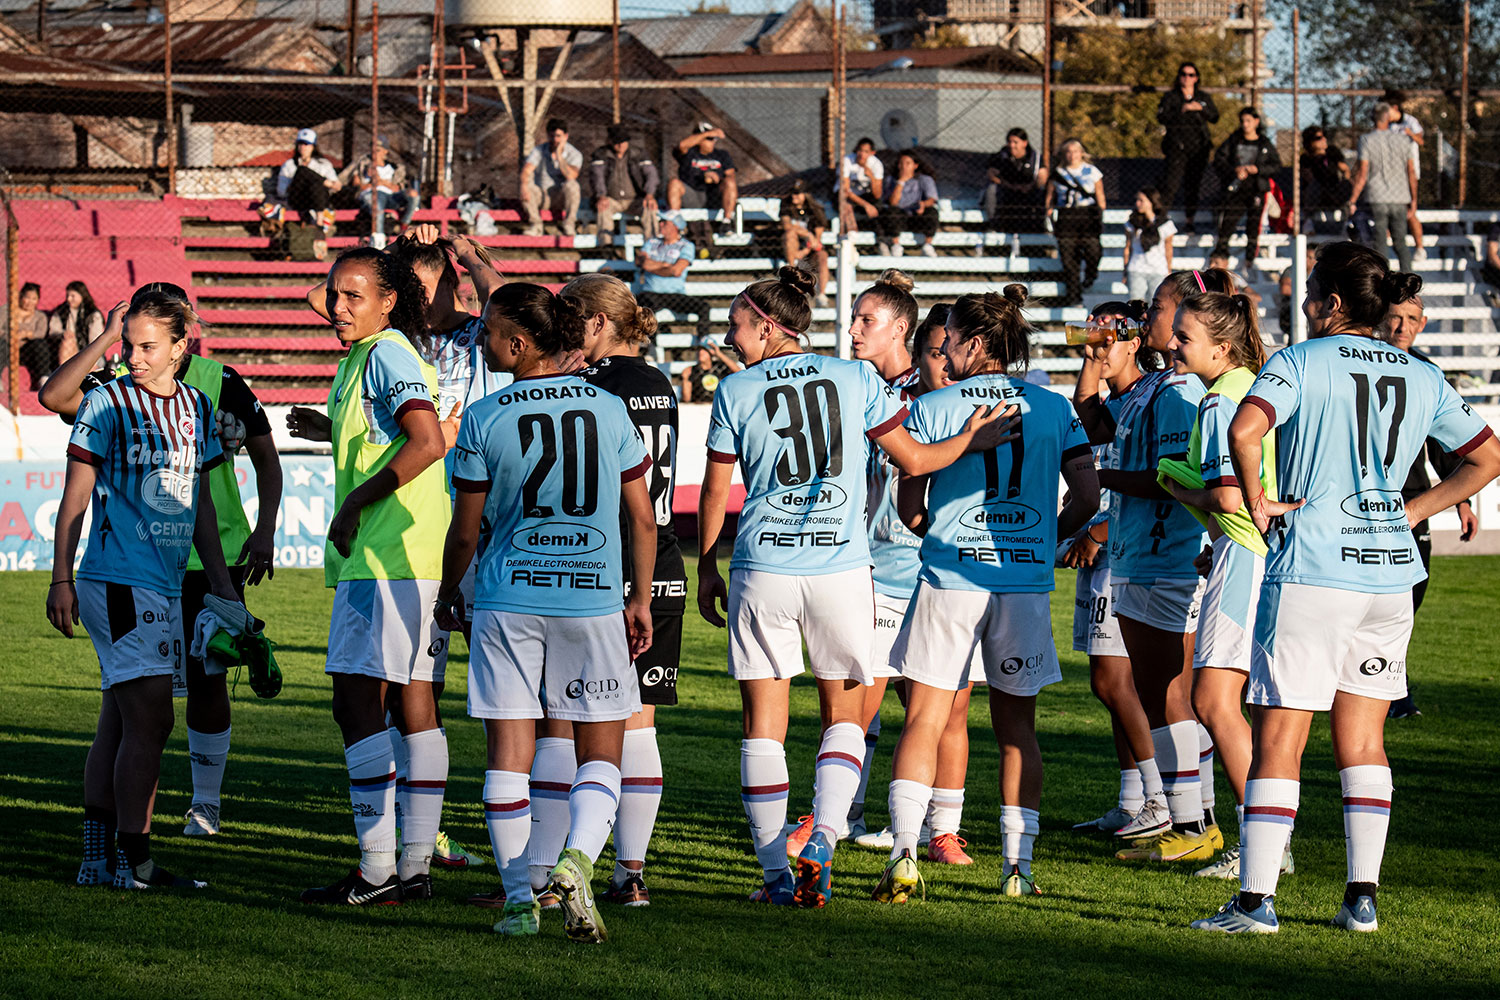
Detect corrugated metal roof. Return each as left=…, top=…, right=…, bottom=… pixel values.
left=44, top=19, right=324, bottom=71
left=676, top=45, right=1038, bottom=77
left=622, top=12, right=787, bottom=60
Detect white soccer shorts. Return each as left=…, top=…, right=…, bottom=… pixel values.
left=726, top=566, right=876, bottom=684
left=1072, top=562, right=1127, bottom=658
left=77, top=579, right=181, bottom=691
left=1194, top=535, right=1264, bottom=672
left=467, top=609, right=641, bottom=723
left=891, top=582, right=1061, bottom=696
left=870, top=591, right=909, bottom=680
left=1112, top=576, right=1206, bottom=634
left=1249, top=582, right=1414, bottom=711
left=325, top=578, right=448, bottom=685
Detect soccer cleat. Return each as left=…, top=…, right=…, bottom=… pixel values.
left=853, top=824, right=930, bottom=850
left=793, top=831, right=834, bottom=908
left=1204, top=824, right=1225, bottom=850
left=300, top=868, right=401, bottom=905
left=1112, top=797, right=1171, bottom=840
left=548, top=848, right=607, bottom=944
left=1388, top=694, right=1421, bottom=720
left=871, top=850, right=924, bottom=904
left=1000, top=865, right=1041, bottom=897
left=400, top=872, right=433, bottom=900
left=1332, top=895, right=1379, bottom=932
left=76, top=858, right=111, bottom=886
left=1115, top=826, right=1217, bottom=862
left=784, top=814, right=816, bottom=858
left=1073, top=805, right=1135, bottom=834
left=1191, top=895, right=1279, bottom=934
left=925, top=833, right=974, bottom=866
left=1194, top=844, right=1241, bottom=879
left=182, top=803, right=220, bottom=837
left=467, top=885, right=507, bottom=908
left=494, top=899, right=541, bottom=937
left=432, top=830, right=483, bottom=869
left=844, top=812, right=867, bottom=842
left=114, top=863, right=208, bottom=890
left=748, top=867, right=796, bottom=905
left=603, top=872, right=650, bottom=907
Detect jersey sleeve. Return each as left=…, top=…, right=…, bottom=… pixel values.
left=218, top=366, right=273, bottom=438
left=903, top=395, right=935, bottom=444
left=1061, top=401, right=1091, bottom=463
left=1197, top=394, right=1238, bottom=488
left=450, top=410, right=489, bottom=493
left=614, top=399, right=652, bottom=483
left=1427, top=377, right=1495, bottom=458
left=366, top=339, right=437, bottom=424
left=862, top=363, right=908, bottom=439
left=705, top=384, right=738, bottom=463
left=1243, top=347, right=1300, bottom=429
left=66, top=387, right=117, bottom=465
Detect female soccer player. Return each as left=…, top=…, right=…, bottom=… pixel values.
left=41, top=283, right=283, bottom=840
left=874, top=286, right=1098, bottom=902
left=1193, top=242, right=1500, bottom=934
left=1063, top=303, right=1154, bottom=835
left=696, top=267, right=1013, bottom=908
left=1158, top=291, right=1285, bottom=880
left=288, top=247, right=452, bottom=906
left=49, top=290, right=244, bottom=890
left=1075, top=269, right=1225, bottom=863
left=434, top=282, right=656, bottom=942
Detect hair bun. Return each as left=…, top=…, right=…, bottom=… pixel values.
left=1383, top=270, right=1423, bottom=304
left=635, top=304, right=659, bottom=340
left=1001, top=283, right=1028, bottom=306
left=874, top=268, right=915, bottom=294
left=775, top=265, right=816, bottom=299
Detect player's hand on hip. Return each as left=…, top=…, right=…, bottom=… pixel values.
left=1250, top=492, right=1304, bottom=537
left=697, top=570, right=728, bottom=628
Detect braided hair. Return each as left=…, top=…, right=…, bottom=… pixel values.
left=331, top=246, right=427, bottom=345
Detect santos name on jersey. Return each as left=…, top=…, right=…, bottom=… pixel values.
left=706, top=352, right=906, bottom=575
left=452, top=373, right=650, bottom=616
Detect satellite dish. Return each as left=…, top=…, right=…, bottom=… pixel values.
left=881, top=109, right=920, bottom=151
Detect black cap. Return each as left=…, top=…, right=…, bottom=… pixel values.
left=607, top=123, right=630, bottom=143
left=790, top=178, right=807, bottom=193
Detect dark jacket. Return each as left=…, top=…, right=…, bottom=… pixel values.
left=589, top=144, right=660, bottom=202
left=1157, top=88, right=1220, bottom=154
left=1300, top=148, right=1351, bottom=210
left=1212, top=131, right=1281, bottom=195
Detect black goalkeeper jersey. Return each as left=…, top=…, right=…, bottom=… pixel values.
left=580, top=354, right=687, bottom=613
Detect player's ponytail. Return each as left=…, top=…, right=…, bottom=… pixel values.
left=947, top=283, right=1033, bottom=373
left=735, top=266, right=814, bottom=341
left=1180, top=291, right=1268, bottom=373
left=560, top=272, right=657, bottom=349
left=487, top=282, right=586, bottom=356
left=1309, top=240, right=1424, bottom=332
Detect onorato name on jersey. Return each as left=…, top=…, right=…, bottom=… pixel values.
left=494, top=384, right=598, bottom=405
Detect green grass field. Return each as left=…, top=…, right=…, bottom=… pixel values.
left=2, top=560, right=1498, bottom=999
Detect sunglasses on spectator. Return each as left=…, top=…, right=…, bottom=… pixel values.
left=1180, top=71, right=1198, bottom=78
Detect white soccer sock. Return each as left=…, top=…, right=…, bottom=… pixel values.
left=1197, top=723, right=1216, bottom=816
left=483, top=769, right=533, bottom=905
left=888, top=778, right=933, bottom=857
left=1136, top=756, right=1164, bottom=801
left=1001, top=805, right=1040, bottom=877
left=852, top=713, right=881, bottom=809
left=528, top=737, right=576, bottom=892
left=1118, top=768, right=1145, bottom=813
left=928, top=786, right=964, bottom=837
left=811, top=722, right=865, bottom=842
left=397, top=727, right=448, bottom=879
left=740, top=738, right=790, bottom=879
left=1240, top=777, right=1299, bottom=896
left=1236, top=803, right=1245, bottom=841
left=1157, top=722, right=1203, bottom=825
left=614, top=727, right=663, bottom=869
left=565, top=760, right=621, bottom=862
left=345, top=731, right=397, bottom=882
left=387, top=724, right=408, bottom=831
left=1341, top=765, right=1393, bottom=886
left=187, top=726, right=231, bottom=808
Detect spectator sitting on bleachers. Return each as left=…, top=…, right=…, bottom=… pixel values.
left=778, top=179, right=830, bottom=307
left=521, top=117, right=582, bottom=238
left=14, top=282, right=50, bottom=387
left=635, top=212, right=711, bottom=341
left=275, top=127, right=341, bottom=235
left=979, top=127, right=1047, bottom=254
left=339, top=135, right=418, bottom=239
left=875, top=151, right=939, bottom=258
left=839, top=137, right=885, bottom=237
left=1300, top=125, right=1351, bottom=238
left=51, top=280, right=104, bottom=368
left=1211, top=107, right=1280, bottom=271
left=591, top=123, right=660, bottom=241
left=1046, top=138, right=1105, bottom=306
left=668, top=122, right=738, bottom=248
left=680, top=339, right=742, bottom=403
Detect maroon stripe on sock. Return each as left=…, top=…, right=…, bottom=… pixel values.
left=1245, top=805, right=1297, bottom=818
left=406, top=779, right=446, bottom=789
left=485, top=799, right=530, bottom=813
left=1164, top=769, right=1201, bottom=778
left=817, top=751, right=863, bottom=768
left=1342, top=796, right=1391, bottom=809
left=350, top=769, right=397, bottom=787
left=621, top=777, right=664, bottom=787
left=530, top=780, right=572, bottom=793
left=741, top=782, right=789, bottom=795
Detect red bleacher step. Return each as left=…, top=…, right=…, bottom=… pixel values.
left=204, top=336, right=342, bottom=352
left=252, top=387, right=333, bottom=405
left=199, top=308, right=326, bottom=327
left=232, top=363, right=339, bottom=378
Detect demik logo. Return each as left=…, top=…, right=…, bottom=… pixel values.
left=961, top=500, right=1042, bottom=533
left=512, top=521, right=607, bottom=556
left=1340, top=489, right=1407, bottom=523
left=142, top=468, right=194, bottom=515
left=767, top=481, right=849, bottom=514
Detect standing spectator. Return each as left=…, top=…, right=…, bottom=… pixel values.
left=591, top=123, right=660, bottom=242
left=14, top=282, right=51, bottom=385
left=874, top=151, right=939, bottom=258
left=634, top=212, right=711, bottom=341
left=520, top=117, right=583, bottom=237
left=51, top=280, right=104, bottom=368
left=1385, top=90, right=1427, bottom=260
left=839, top=137, right=885, bottom=236
left=778, top=179, right=830, bottom=307
left=1123, top=187, right=1176, bottom=302
left=1348, top=101, right=1417, bottom=273
left=668, top=122, right=737, bottom=248
left=1211, top=107, right=1280, bottom=272
left=275, top=127, right=341, bottom=235
left=979, top=127, right=1047, bottom=255
left=680, top=339, right=741, bottom=403
left=339, top=136, right=419, bottom=239
left=1046, top=138, right=1105, bottom=306
left=1157, top=62, right=1220, bottom=233
left=1299, top=125, right=1351, bottom=237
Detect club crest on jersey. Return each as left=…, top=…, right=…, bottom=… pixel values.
left=142, top=468, right=194, bottom=514
left=178, top=413, right=197, bottom=439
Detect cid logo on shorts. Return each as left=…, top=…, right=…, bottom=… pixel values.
left=566, top=678, right=622, bottom=699
left=1359, top=656, right=1406, bottom=676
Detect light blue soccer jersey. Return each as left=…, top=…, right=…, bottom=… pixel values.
left=1108, top=369, right=1208, bottom=582
left=907, top=373, right=1091, bottom=593
left=452, top=373, right=650, bottom=615
left=706, top=352, right=907, bottom=575
left=1245, top=334, right=1493, bottom=593
left=67, top=378, right=223, bottom=597
left=868, top=367, right=922, bottom=597
left=1078, top=395, right=1126, bottom=566
left=358, top=337, right=443, bottom=444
